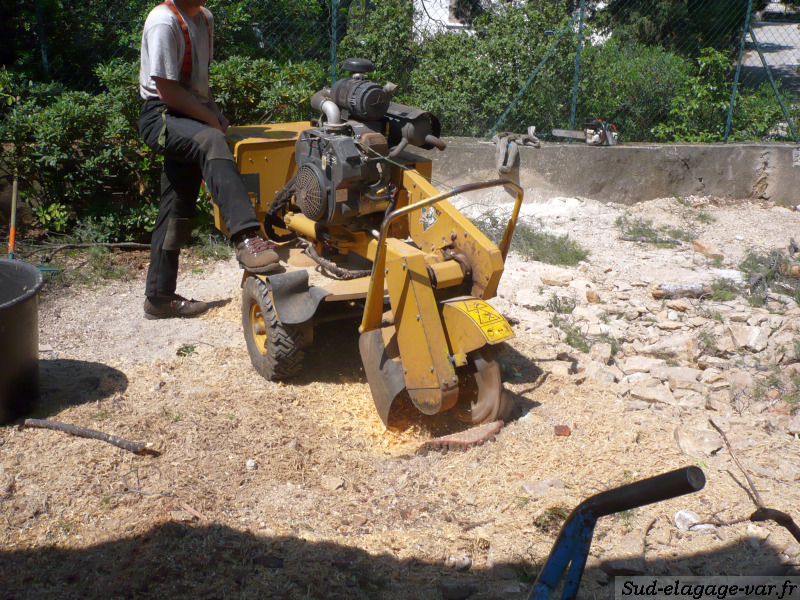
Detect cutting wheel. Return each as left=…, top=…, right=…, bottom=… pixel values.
left=451, top=348, right=508, bottom=424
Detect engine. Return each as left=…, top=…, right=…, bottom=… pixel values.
left=292, top=58, right=446, bottom=226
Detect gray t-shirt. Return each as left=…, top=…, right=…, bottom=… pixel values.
left=139, top=3, right=214, bottom=103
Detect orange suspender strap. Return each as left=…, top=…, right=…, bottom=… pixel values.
left=161, top=0, right=211, bottom=86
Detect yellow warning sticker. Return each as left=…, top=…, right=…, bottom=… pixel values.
left=449, top=299, right=514, bottom=343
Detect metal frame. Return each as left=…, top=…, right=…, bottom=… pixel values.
left=359, top=178, right=524, bottom=334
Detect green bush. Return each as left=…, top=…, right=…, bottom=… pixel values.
left=0, top=60, right=156, bottom=239
left=339, top=0, right=416, bottom=93
left=407, top=2, right=576, bottom=136
left=578, top=39, right=694, bottom=141
left=0, top=55, right=326, bottom=241
left=210, top=57, right=325, bottom=125
left=651, top=48, right=797, bottom=142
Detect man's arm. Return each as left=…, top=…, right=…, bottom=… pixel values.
left=154, top=77, right=223, bottom=131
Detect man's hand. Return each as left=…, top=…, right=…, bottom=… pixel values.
left=208, top=94, right=230, bottom=133
left=214, top=111, right=230, bottom=133
left=154, top=77, right=223, bottom=130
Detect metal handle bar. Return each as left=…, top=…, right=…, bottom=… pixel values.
left=578, top=465, right=705, bottom=519
left=528, top=466, right=705, bottom=600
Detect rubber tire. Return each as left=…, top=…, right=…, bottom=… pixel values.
left=241, top=276, right=306, bottom=380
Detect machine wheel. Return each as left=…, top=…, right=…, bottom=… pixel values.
left=451, top=348, right=509, bottom=424
left=242, top=276, right=308, bottom=380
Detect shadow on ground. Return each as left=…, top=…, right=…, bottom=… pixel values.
left=35, top=359, right=129, bottom=416
left=0, top=520, right=793, bottom=600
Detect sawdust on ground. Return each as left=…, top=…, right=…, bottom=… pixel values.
left=1, top=195, right=799, bottom=599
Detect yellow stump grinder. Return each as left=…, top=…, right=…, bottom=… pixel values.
left=217, top=59, right=524, bottom=430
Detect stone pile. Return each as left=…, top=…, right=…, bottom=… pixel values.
left=507, top=266, right=800, bottom=441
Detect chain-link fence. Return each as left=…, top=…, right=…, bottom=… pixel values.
left=7, top=0, right=800, bottom=141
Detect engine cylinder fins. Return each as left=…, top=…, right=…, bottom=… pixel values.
left=295, top=164, right=328, bottom=221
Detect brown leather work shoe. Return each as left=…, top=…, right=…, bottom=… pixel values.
left=234, top=233, right=280, bottom=273
left=144, top=294, right=209, bottom=320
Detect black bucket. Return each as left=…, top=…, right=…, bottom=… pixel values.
left=0, top=259, right=43, bottom=425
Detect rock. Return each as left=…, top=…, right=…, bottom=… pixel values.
left=728, top=324, right=769, bottom=352
left=515, top=289, right=550, bottom=310
left=614, top=280, right=633, bottom=292
left=656, top=321, right=684, bottom=331
left=714, top=333, right=737, bottom=356
left=697, top=355, right=728, bottom=369
left=625, top=400, right=653, bottom=411
left=675, top=509, right=716, bottom=533
left=674, top=509, right=699, bottom=530
left=699, top=369, right=725, bottom=384
left=589, top=343, right=612, bottom=365
left=352, top=515, right=368, bottom=527
left=446, top=556, right=473, bottom=571
left=584, top=362, right=617, bottom=383
left=687, top=316, right=708, bottom=328
left=726, top=371, right=754, bottom=394
left=499, top=582, right=524, bottom=600
left=573, top=306, right=600, bottom=322
left=783, top=543, right=800, bottom=558
left=586, top=290, right=600, bottom=304
left=549, top=363, right=572, bottom=378
left=746, top=524, right=771, bottom=548
left=639, top=334, right=692, bottom=359
left=170, top=510, right=195, bottom=523
left=246, top=459, right=258, bottom=471
left=674, top=426, right=722, bottom=456
left=729, top=312, right=750, bottom=323
left=522, top=478, right=565, bottom=498
left=541, top=271, right=573, bottom=287
left=694, top=240, right=723, bottom=260
left=664, top=367, right=703, bottom=391
left=630, top=385, right=675, bottom=404
left=666, top=299, right=691, bottom=312
left=622, top=373, right=661, bottom=387
left=788, top=415, right=800, bottom=435
left=555, top=425, right=571, bottom=436
left=622, top=356, right=667, bottom=374
left=673, top=391, right=706, bottom=409
left=321, top=476, right=345, bottom=492
left=439, top=580, right=477, bottom=600
left=705, top=392, right=731, bottom=413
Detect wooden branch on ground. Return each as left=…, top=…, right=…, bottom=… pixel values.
left=706, top=418, right=800, bottom=543
left=21, top=419, right=158, bottom=455
left=651, top=283, right=712, bottom=300
left=618, top=235, right=683, bottom=245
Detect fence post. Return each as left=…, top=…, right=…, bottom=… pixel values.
left=35, top=0, right=50, bottom=81
left=748, top=26, right=798, bottom=142
left=331, top=0, right=339, bottom=86
left=569, top=0, right=586, bottom=131
left=724, top=0, right=753, bottom=142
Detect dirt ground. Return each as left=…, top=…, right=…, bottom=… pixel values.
left=1, top=194, right=800, bottom=600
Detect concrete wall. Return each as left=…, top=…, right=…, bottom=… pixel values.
left=417, top=139, right=800, bottom=205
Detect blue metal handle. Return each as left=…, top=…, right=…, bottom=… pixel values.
left=528, top=466, right=706, bottom=600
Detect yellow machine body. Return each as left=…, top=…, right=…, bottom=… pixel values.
left=222, top=121, right=523, bottom=425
